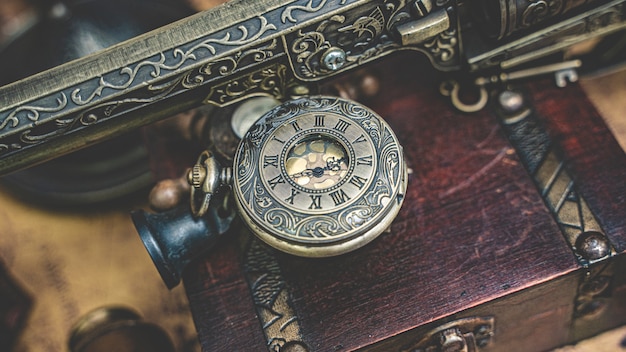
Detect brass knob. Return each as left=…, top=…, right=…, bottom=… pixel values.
left=439, top=328, right=467, bottom=352
left=188, top=164, right=206, bottom=189
left=188, top=151, right=232, bottom=217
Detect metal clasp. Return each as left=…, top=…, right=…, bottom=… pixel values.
left=401, top=316, right=495, bottom=352
left=441, top=60, right=582, bottom=112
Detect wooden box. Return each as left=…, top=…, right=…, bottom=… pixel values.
left=182, top=54, right=626, bottom=351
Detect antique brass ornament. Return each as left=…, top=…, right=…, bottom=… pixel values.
left=190, top=95, right=407, bottom=257
left=133, top=96, right=406, bottom=287
left=69, top=306, right=175, bottom=352
left=400, top=316, right=495, bottom=351
left=1, top=0, right=625, bottom=175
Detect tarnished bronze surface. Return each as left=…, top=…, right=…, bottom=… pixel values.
left=0, top=0, right=625, bottom=175
left=233, top=96, right=407, bottom=257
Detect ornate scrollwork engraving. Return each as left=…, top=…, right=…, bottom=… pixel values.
left=204, top=63, right=299, bottom=106
left=282, top=0, right=348, bottom=23
left=0, top=94, right=67, bottom=131
left=0, top=94, right=70, bottom=153
left=243, top=238, right=308, bottom=351
left=286, top=1, right=407, bottom=79
left=522, top=0, right=565, bottom=27
left=285, top=0, right=459, bottom=79
left=266, top=208, right=299, bottom=235
left=205, top=39, right=279, bottom=76
left=71, top=16, right=278, bottom=106
left=234, top=96, right=404, bottom=248
left=423, top=28, right=458, bottom=63
left=151, top=38, right=282, bottom=94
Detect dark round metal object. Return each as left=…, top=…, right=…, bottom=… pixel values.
left=68, top=306, right=175, bottom=352
left=575, top=231, right=611, bottom=261
left=1, top=133, right=153, bottom=205
left=131, top=196, right=236, bottom=289
left=148, top=176, right=190, bottom=212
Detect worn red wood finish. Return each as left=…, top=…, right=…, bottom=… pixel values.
left=182, top=53, right=626, bottom=351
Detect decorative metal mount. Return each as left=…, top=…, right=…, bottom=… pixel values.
left=243, top=237, right=308, bottom=351
left=400, top=316, right=495, bottom=352
left=493, top=89, right=616, bottom=267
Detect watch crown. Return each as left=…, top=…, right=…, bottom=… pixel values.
left=188, top=165, right=206, bottom=189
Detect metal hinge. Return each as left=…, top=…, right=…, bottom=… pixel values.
left=401, top=316, right=495, bottom=352
left=494, top=88, right=616, bottom=267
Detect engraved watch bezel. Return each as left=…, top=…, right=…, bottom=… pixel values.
left=233, top=96, right=407, bottom=257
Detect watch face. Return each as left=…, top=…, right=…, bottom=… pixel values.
left=285, top=135, right=349, bottom=191
left=234, top=96, right=406, bottom=257
left=260, top=113, right=376, bottom=215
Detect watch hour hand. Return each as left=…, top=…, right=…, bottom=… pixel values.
left=291, top=167, right=323, bottom=179
left=291, top=157, right=347, bottom=179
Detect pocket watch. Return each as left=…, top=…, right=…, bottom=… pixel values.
left=190, top=95, right=407, bottom=257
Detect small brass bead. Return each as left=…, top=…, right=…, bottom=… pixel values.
left=498, top=90, right=525, bottom=113
left=332, top=73, right=381, bottom=101
left=149, top=177, right=190, bottom=211
left=359, top=74, right=380, bottom=98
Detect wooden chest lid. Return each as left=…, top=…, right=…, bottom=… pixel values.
left=182, top=54, right=626, bottom=351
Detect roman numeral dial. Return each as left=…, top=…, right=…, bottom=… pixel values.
left=259, top=111, right=376, bottom=213
left=233, top=96, right=407, bottom=258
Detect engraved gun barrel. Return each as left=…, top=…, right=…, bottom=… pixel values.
left=465, top=0, right=626, bottom=70
left=475, top=0, right=606, bottom=39
left=0, top=0, right=460, bottom=175
left=0, top=0, right=625, bottom=175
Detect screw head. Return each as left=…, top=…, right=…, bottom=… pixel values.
left=576, top=231, right=611, bottom=261
left=440, top=329, right=465, bottom=352
left=322, top=48, right=347, bottom=71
